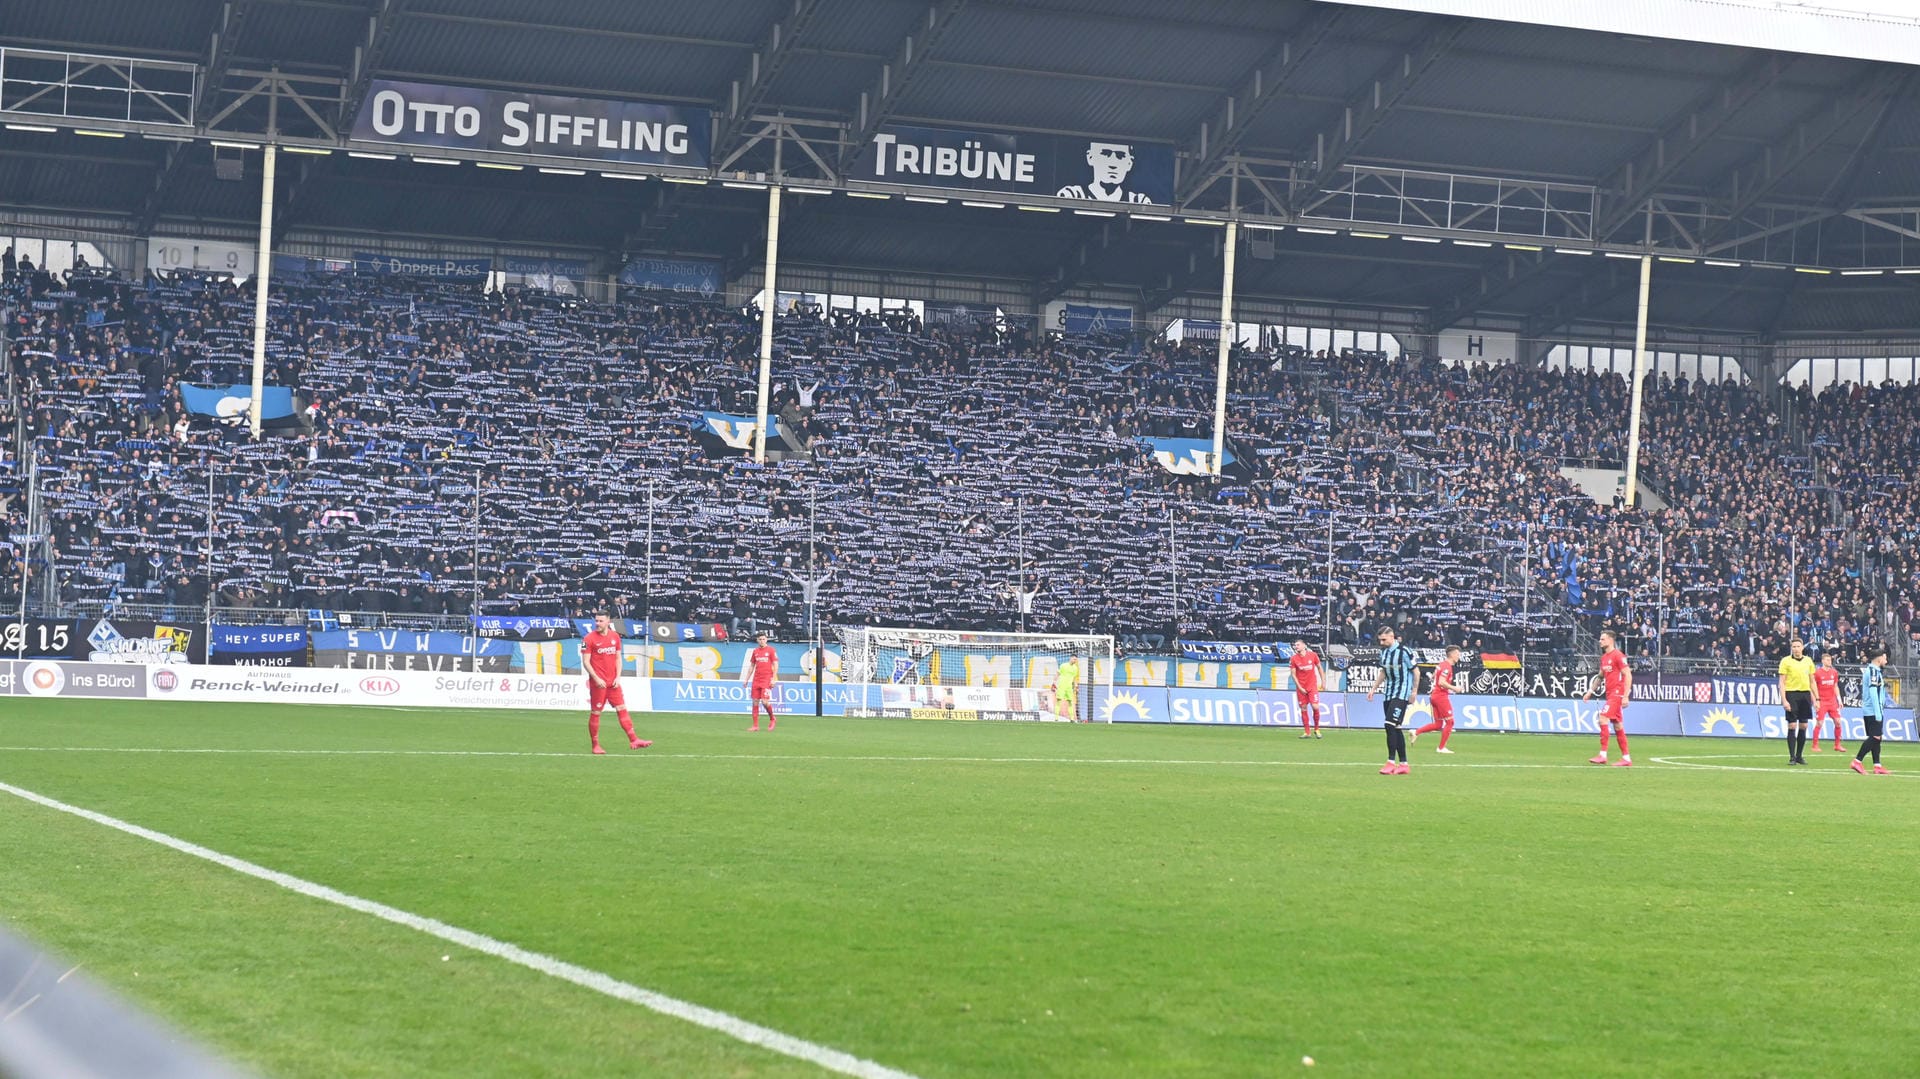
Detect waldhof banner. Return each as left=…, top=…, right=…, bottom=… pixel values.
left=619, top=256, right=723, bottom=297
left=925, top=301, right=997, bottom=330
left=349, top=79, right=711, bottom=168
left=852, top=123, right=1174, bottom=205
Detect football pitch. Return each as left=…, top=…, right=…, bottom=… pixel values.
left=2, top=700, right=1915, bottom=1078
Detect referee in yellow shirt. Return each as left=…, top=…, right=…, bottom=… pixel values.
left=1778, top=638, right=1815, bottom=765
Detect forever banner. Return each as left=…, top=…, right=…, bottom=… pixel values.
left=853, top=123, right=1173, bottom=205
left=349, top=79, right=711, bottom=168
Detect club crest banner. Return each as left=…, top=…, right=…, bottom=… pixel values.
left=1061, top=303, right=1134, bottom=336
left=180, top=383, right=295, bottom=422
left=698, top=411, right=795, bottom=454
left=1139, top=437, right=1232, bottom=475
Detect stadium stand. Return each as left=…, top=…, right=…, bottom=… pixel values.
left=4, top=263, right=1911, bottom=665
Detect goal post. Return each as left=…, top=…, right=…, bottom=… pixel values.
left=839, top=627, right=1116, bottom=722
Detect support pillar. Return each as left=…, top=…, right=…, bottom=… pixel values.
left=249, top=144, right=277, bottom=440
left=754, top=185, right=781, bottom=462
left=1623, top=254, right=1652, bottom=507
left=1210, top=220, right=1237, bottom=476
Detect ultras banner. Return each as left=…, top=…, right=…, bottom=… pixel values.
left=349, top=79, right=710, bottom=168
left=852, top=123, right=1173, bottom=205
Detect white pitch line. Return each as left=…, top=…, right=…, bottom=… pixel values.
left=0, top=745, right=1632, bottom=770
left=0, top=779, right=919, bottom=1079
left=1650, top=754, right=1916, bottom=778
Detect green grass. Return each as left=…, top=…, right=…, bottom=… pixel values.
left=2, top=700, right=1915, bottom=1078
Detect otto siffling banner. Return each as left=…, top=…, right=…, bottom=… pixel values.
left=852, top=123, right=1172, bottom=204
left=350, top=79, right=710, bottom=168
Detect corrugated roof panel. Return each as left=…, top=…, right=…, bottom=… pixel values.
left=241, top=4, right=369, bottom=71
left=1450, top=16, right=1750, bottom=80
left=0, top=0, right=218, bottom=61
left=899, top=63, right=1215, bottom=141
left=1416, top=56, right=1713, bottom=131
left=799, top=1, right=932, bottom=56
left=1350, top=109, right=1639, bottom=181
left=761, top=52, right=876, bottom=112
left=938, top=5, right=1266, bottom=90
left=1012, top=0, right=1310, bottom=36
left=405, top=0, right=778, bottom=46
left=382, top=18, right=740, bottom=101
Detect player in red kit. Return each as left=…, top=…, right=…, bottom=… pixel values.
left=744, top=632, right=779, bottom=731
left=1811, top=652, right=1845, bottom=752
left=1290, top=639, right=1324, bottom=738
left=1581, top=629, right=1632, bottom=766
left=581, top=611, right=650, bottom=754
left=1410, top=644, right=1459, bottom=753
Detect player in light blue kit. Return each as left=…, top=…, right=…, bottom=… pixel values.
left=1850, top=644, right=1892, bottom=775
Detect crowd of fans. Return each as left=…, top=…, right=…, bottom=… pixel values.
left=2, top=263, right=1912, bottom=666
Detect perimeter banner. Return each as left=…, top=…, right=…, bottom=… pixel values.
left=0, top=660, right=148, bottom=698
left=349, top=79, right=710, bottom=168
left=852, top=123, right=1172, bottom=204
left=137, top=664, right=608, bottom=711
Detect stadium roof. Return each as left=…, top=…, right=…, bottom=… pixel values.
left=4, top=0, right=1920, bottom=341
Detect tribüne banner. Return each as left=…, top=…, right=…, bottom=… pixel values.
left=851, top=123, right=1173, bottom=204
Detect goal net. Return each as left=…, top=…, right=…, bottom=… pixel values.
left=839, top=627, right=1115, bottom=722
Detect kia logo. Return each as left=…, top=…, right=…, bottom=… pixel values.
left=359, top=676, right=401, bottom=696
